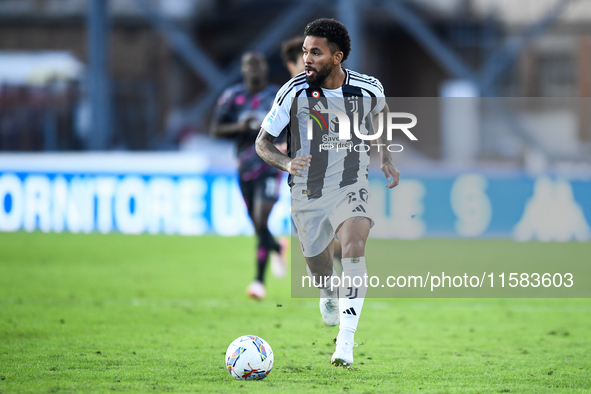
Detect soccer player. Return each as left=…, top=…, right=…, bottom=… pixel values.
left=256, top=18, right=399, bottom=368
left=281, top=36, right=305, bottom=78
left=281, top=36, right=345, bottom=266
left=210, top=52, right=287, bottom=300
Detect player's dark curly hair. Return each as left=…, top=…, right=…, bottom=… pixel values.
left=304, top=18, right=351, bottom=62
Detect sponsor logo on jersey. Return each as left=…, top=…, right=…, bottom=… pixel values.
left=303, top=107, right=328, bottom=131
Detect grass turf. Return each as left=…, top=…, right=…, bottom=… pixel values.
left=0, top=232, right=590, bottom=393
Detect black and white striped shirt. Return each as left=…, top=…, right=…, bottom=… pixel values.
left=262, top=69, right=385, bottom=199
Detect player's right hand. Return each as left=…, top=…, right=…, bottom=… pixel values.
left=287, top=155, right=311, bottom=177
left=381, top=162, right=400, bottom=188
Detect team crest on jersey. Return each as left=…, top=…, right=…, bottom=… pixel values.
left=311, top=90, right=320, bottom=98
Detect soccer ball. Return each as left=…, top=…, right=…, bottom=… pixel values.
left=225, top=335, right=274, bottom=380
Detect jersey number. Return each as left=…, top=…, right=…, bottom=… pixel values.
left=346, top=188, right=368, bottom=204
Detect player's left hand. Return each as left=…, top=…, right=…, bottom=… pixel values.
left=381, top=162, right=400, bottom=188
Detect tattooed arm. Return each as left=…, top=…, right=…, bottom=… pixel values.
left=255, top=128, right=311, bottom=177
left=372, top=102, right=400, bottom=188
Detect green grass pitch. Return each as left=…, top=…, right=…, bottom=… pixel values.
left=1, top=232, right=590, bottom=393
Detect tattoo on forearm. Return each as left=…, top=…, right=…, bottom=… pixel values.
left=256, top=130, right=290, bottom=172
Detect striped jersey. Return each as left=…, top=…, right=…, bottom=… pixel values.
left=262, top=69, right=385, bottom=199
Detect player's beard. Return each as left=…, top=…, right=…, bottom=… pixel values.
left=305, top=62, right=333, bottom=86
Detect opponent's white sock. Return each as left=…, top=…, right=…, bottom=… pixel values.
left=338, top=257, right=367, bottom=343
left=306, top=265, right=337, bottom=298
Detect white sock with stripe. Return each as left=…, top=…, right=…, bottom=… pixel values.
left=338, top=257, right=367, bottom=343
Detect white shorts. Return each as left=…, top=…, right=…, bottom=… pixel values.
left=291, top=181, right=374, bottom=258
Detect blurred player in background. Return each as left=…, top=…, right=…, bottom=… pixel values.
left=257, top=18, right=399, bottom=368
left=281, top=36, right=305, bottom=78
left=210, top=52, right=287, bottom=300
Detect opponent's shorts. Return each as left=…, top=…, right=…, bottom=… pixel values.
left=239, top=173, right=282, bottom=211
left=291, top=181, right=374, bottom=258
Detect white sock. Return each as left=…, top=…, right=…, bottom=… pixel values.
left=338, top=257, right=367, bottom=343
left=306, top=265, right=337, bottom=298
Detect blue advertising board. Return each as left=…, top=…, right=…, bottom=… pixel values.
left=0, top=154, right=590, bottom=241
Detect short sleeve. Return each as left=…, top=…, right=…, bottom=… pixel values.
left=370, top=79, right=386, bottom=115
left=261, top=81, right=297, bottom=137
